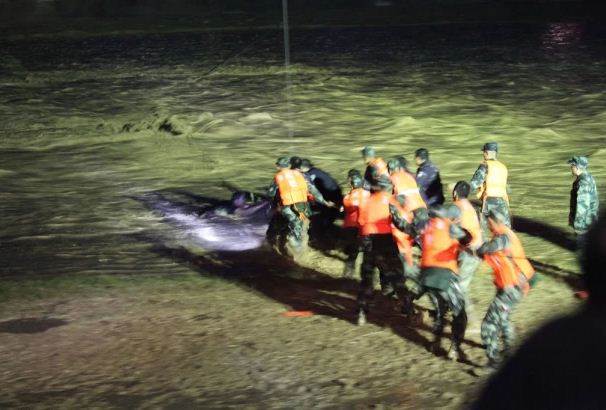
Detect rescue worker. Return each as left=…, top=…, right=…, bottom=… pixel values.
left=476, top=210, right=536, bottom=369
left=568, top=155, right=599, bottom=299
left=341, top=171, right=370, bottom=277
left=414, top=148, right=445, bottom=208
left=267, top=156, right=333, bottom=249
left=470, top=142, right=511, bottom=227
left=391, top=204, right=472, bottom=361
left=452, top=181, right=484, bottom=314
left=568, top=156, right=599, bottom=260
left=388, top=159, right=427, bottom=211
left=361, top=146, right=389, bottom=187
left=388, top=158, right=429, bottom=232
left=356, top=175, right=415, bottom=326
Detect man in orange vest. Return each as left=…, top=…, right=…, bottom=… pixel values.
left=470, top=142, right=511, bottom=227
left=452, top=181, right=484, bottom=315
left=391, top=204, right=472, bottom=360
left=476, top=210, right=535, bottom=369
left=267, top=156, right=333, bottom=249
left=361, top=146, right=389, bottom=188
left=356, top=176, right=415, bottom=326
left=341, top=171, right=370, bottom=277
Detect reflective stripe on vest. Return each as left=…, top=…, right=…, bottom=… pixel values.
left=343, top=188, right=370, bottom=228
left=478, top=160, right=508, bottom=201
left=455, top=199, right=483, bottom=248
left=420, top=217, right=460, bottom=273
left=275, top=169, right=308, bottom=206
left=390, top=201, right=414, bottom=265
left=390, top=171, right=427, bottom=211
left=484, top=224, right=535, bottom=290
left=358, top=191, right=393, bottom=236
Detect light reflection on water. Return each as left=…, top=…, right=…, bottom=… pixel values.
left=0, top=23, right=604, bottom=275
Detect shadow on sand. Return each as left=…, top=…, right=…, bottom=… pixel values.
left=513, top=216, right=576, bottom=252
left=512, top=216, right=583, bottom=290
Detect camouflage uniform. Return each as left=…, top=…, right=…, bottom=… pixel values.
left=481, top=286, right=523, bottom=365
left=267, top=161, right=329, bottom=247
left=391, top=206, right=471, bottom=354
left=458, top=250, right=482, bottom=306
left=470, top=161, right=511, bottom=228
left=568, top=170, right=599, bottom=233
left=477, top=233, right=522, bottom=365
left=568, top=156, right=599, bottom=264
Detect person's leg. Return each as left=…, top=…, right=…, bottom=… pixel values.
left=500, top=287, right=523, bottom=356
left=357, top=238, right=376, bottom=325
left=439, top=282, right=468, bottom=360
left=481, top=289, right=513, bottom=367
left=341, top=227, right=360, bottom=277
left=458, top=251, right=481, bottom=317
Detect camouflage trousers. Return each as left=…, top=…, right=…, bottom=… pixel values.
left=279, top=203, right=311, bottom=246
left=357, top=234, right=415, bottom=314
left=427, top=282, right=467, bottom=346
left=482, top=197, right=511, bottom=228
left=458, top=250, right=482, bottom=315
left=481, top=286, right=523, bottom=361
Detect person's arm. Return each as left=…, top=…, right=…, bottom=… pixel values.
left=449, top=223, right=472, bottom=246
left=304, top=176, right=332, bottom=206
left=389, top=204, right=417, bottom=236
left=476, top=234, right=511, bottom=257
left=469, top=163, right=487, bottom=192
left=267, top=180, right=278, bottom=200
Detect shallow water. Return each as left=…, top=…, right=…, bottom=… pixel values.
left=0, top=22, right=604, bottom=276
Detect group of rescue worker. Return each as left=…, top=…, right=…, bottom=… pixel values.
left=266, top=142, right=587, bottom=369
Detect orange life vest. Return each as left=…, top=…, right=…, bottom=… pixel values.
left=483, top=224, right=535, bottom=293
left=343, top=188, right=371, bottom=228
left=368, top=157, right=389, bottom=178
left=390, top=201, right=414, bottom=265
left=421, top=217, right=460, bottom=273
left=477, top=159, right=508, bottom=203
left=274, top=169, right=308, bottom=206
left=454, top=198, right=483, bottom=249
left=358, top=191, right=394, bottom=236
left=390, top=170, right=427, bottom=212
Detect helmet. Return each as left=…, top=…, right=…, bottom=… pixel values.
left=276, top=156, right=290, bottom=168
left=387, top=158, right=402, bottom=173
left=482, top=142, right=498, bottom=152
left=350, top=173, right=364, bottom=188
left=361, top=146, right=376, bottom=158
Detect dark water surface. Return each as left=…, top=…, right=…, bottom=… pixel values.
left=1, top=23, right=604, bottom=276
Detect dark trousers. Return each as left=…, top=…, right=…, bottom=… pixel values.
left=357, top=234, right=414, bottom=314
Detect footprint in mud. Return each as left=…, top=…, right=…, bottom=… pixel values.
left=0, top=317, right=68, bottom=334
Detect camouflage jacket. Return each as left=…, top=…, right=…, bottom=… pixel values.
left=569, top=171, right=599, bottom=233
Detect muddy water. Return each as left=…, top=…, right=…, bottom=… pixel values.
left=0, top=23, right=605, bottom=276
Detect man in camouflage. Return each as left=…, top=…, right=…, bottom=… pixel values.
left=391, top=204, right=472, bottom=361
left=476, top=210, right=535, bottom=369
left=361, top=146, right=389, bottom=187
left=356, top=176, right=416, bottom=326
left=470, top=142, right=511, bottom=228
left=267, top=156, right=333, bottom=249
left=568, top=155, right=599, bottom=263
